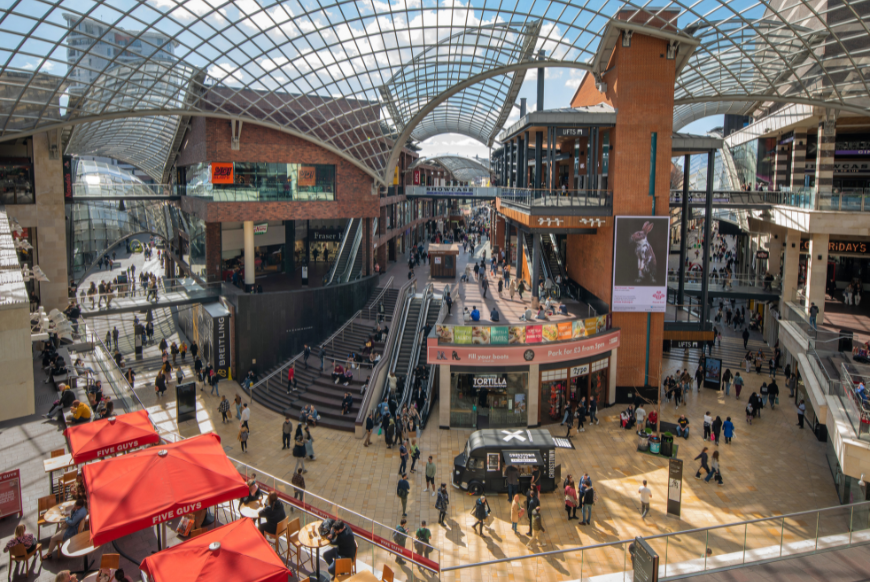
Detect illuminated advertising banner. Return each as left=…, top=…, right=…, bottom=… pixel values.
left=434, top=315, right=609, bottom=346
left=612, top=216, right=669, bottom=313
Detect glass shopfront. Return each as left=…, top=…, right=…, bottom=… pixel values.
left=184, top=162, right=335, bottom=201
left=540, top=357, right=610, bottom=424
left=450, top=371, right=528, bottom=429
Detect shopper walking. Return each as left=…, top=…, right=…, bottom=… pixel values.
left=705, top=450, right=723, bottom=484
left=282, top=416, right=293, bottom=449
left=292, top=425, right=307, bottom=473
left=580, top=482, right=594, bottom=526
left=393, top=519, right=409, bottom=565
left=291, top=469, right=305, bottom=509
left=589, top=397, right=599, bottom=424
left=287, top=365, right=297, bottom=394
left=694, top=447, right=711, bottom=479
left=712, top=415, right=723, bottom=445
left=638, top=480, right=652, bottom=520
left=218, top=395, right=230, bottom=423
left=526, top=489, right=540, bottom=534
left=471, top=495, right=491, bottom=536
left=733, top=372, right=744, bottom=399
left=722, top=368, right=732, bottom=396
left=742, top=327, right=750, bottom=349
left=363, top=411, right=374, bottom=447
left=425, top=456, right=437, bottom=494
left=797, top=399, right=806, bottom=428
left=723, top=416, right=735, bottom=443
left=564, top=477, right=578, bottom=520
left=397, top=474, right=410, bottom=516
left=239, top=403, right=250, bottom=430
left=768, top=380, right=779, bottom=410
left=399, top=440, right=409, bottom=475
left=528, top=507, right=545, bottom=547
left=238, top=424, right=249, bottom=453
left=304, top=426, right=315, bottom=460
left=436, top=484, right=449, bottom=526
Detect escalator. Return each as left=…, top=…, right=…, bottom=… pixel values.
left=412, top=292, right=443, bottom=427
left=522, top=232, right=550, bottom=285
left=389, top=296, right=423, bottom=403
left=325, top=218, right=360, bottom=285
left=540, top=234, right=565, bottom=280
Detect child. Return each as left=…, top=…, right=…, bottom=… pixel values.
left=745, top=403, right=753, bottom=425
left=239, top=424, right=249, bottom=453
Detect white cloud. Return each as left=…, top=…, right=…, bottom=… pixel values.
left=419, top=133, right=489, bottom=160
left=149, top=0, right=227, bottom=23
left=207, top=63, right=243, bottom=85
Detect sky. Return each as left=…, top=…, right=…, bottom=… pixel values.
left=418, top=67, right=723, bottom=161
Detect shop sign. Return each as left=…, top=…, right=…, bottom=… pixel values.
left=427, top=329, right=620, bottom=367
left=570, top=364, right=589, bottom=377
left=504, top=451, right=542, bottom=464
left=535, top=216, right=611, bottom=228
left=413, top=169, right=421, bottom=185
left=311, top=229, right=342, bottom=242
left=0, top=469, right=22, bottom=519
left=548, top=449, right=555, bottom=478
left=299, top=166, right=317, bottom=187
left=799, top=239, right=870, bottom=255
left=473, top=376, right=507, bottom=389
left=211, top=163, right=234, bottom=184
left=556, top=128, right=588, bottom=137
left=253, top=223, right=268, bottom=236
left=755, top=250, right=769, bottom=259
left=213, top=313, right=231, bottom=378
left=672, top=340, right=701, bottom=349
left=490, top=326, right=509, bottom=344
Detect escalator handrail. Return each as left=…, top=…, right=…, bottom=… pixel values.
left=338, top=218, right=363, bottom=283
left=548, top=233, right=565, bottom=276
left=364, top=276, right=395, bottom=321
left=325, top=218, right=355, bottom=285
left=354, top=276, right=416, bottom=427
left=419, top=287, right=447, bottom=428
left=388, top=294, right=416, bottom=378
left=400, top=283, right=433, bottom=410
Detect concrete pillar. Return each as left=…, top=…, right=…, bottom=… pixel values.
left=677, top=154, right=690, bottom=303
left=205, top=222, right=222, bottom=282
left=243, top=220, right=255, bottom=286
left=524, top=131, right=531, bottom=188
left=815, top=110, right=838, bottom=197
left=531, top=233, right=542, bottom=296
left=515, top=229, right=524, bottom=280
left=517, top=135, right=525, bottom=188
left=534, top=132, right=543, bottom=189
left=780, top=228, right=801, bottom=310
left=774, top=144, right=789, bottom=190
left=527, top=363, right=539, bottom=427
left=439, top=364, right=451, bottom=429
left=767, top=230, right=782, bottom=277
left=791, top=129, right=808, bottom=191
left=283, top=220, right=295, bottom=275
left=608, top=348, right=618, bottom=405
left=805, top=232, right=829, bottom=323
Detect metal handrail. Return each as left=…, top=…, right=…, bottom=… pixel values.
left=387, top=293, right=415, bottom=382
left=355, top=277, right=417, bottom=427
left=420, top=286, right=448, bottom=428
left=338, top=218, right=363, bottom=284
left=325, top=218, right=355, bottom=285
left=365, top=276, right=395, bottom=321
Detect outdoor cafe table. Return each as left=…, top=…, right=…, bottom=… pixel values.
left=61, top=530, right=102, bottom=575
left=43, top=453, right=74, bottom=490
left=345, top=572, right=379, bottom=582
left=239, top=499, right=264, bottom=519
left=43, top=500, right=77, bottom=524
left=297, top=520, right=330, bottom=581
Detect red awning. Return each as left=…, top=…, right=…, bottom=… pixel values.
left=83, top=433, right=249, bottom=546
left=140, top=519, right=291, bottom=582
left=65, top=410, right=160, bottom=464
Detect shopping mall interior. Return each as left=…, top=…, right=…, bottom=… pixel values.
left=1, top=2, right=870, bottom=581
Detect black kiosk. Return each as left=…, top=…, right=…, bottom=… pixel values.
left=453, top=429, right=561, bottom=495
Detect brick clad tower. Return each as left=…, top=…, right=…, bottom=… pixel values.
left=568, top=30, right=675, bottom=388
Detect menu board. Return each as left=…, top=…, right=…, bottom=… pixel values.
left=437, top=317, right=612, bottom=345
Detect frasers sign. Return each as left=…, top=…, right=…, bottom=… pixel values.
left=152, top=502, right=202, bottom=525
left=97, top=440, right=139, bottom=457
left=428, top=329, right=620, bottom=366
left=473, top=377, right=507, bottom=388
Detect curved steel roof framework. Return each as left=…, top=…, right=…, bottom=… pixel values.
left=410, top=154, right=491, bottom=181
left=0, top=0, right=868, bottom=185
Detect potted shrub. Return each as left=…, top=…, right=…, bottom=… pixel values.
left=660, top=432, right=675, bottom=457
left=648, top=434, right=661, bottom=454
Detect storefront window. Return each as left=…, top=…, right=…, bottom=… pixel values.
left=183, top=162, right=335, bottom=201
left=0, top=162, right=35, bottom=204
left=451, top=372, right=528, bottom=428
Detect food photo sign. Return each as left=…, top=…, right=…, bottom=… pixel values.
left=435, top=315, right=610, bottom=346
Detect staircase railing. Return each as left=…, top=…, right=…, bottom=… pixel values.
left=325, top=218, right=355, bottom=285
left=364, top=276, right=395, bottom=321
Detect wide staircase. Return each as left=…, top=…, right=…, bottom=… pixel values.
left=249, top=284, right=399, bottom=431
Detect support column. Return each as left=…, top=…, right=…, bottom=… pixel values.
left=815, top=110, right=838, bottom=198
left=677, top=154, right=689, bottom=304
left=700, top=150, right=714, bottom=326
left=243, top=220, right=255, bottom=287
left=283, top=220, right=295, bottom=275
left=805, top=232, right=829, bottom=324
left=363, top=217, right=373, bottom=277
left=531, top=233, right=542, bottom=297
left=517, top=135, right=526, bottom=188
left=527, top=363, right=539, bottom=427
left=780, top=228, right=801, bottom=310
left=515, top=229, right=524, bottom=281
left=774, top=144, right=789, bottom=190
left=524, top=131, right=531, bottom=188
left=439, top=364, right=451, bottom=429
left=534, top=132, right=543, bottom=189
left=791, top=129, right=808, bottom=191
left=767, top=230, right=782, bottom=278
left=205, top=222, right=222, bottom=283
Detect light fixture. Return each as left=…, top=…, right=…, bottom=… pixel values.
left=622, top=30, right=633, bottom=47
left=860, top=474, right=866, bottom=488
left=666, top=41, right=678, bottom=60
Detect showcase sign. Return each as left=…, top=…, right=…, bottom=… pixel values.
left=612, top=216, right=669, bottom=313
left=211, top=163, right=234, bottom=184
left=427, top=329, right=620, bottom=367
left=435, top=316, right=609, bottom=345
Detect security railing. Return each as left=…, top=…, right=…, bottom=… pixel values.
left=669, top=189, right=870, bottom=212
left=499, top=187, right=612, bottom=208
left=71, top=182, right=174, bottom=198
left=667, top=272, right=781, bottom=291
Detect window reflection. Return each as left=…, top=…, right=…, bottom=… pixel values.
left=183, top=162, right=335, bottom=201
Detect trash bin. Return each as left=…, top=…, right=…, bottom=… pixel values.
left=648, top=436, right=661, bottom=454
left=839, top=330, right=854, bottom=353
left=660, top=434, right=674, bottom=457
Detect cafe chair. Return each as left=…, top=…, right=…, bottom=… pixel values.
left=77, top=515, right=90, bottom=535
left=190, top=528, right=205, bottom=538
left=7, top=542, right=41, bottom=580
left=50, top=449, right=66, bottom=458
left=264, top=517, right=289, bottom=555
left=333, top=558, right=353, bottom=582
left=37, top=495, right=58, bottom=541
left=100, top=554, right=120, bottom=570
left=286, top=518, right=312, bottom=572
left=60, top=471, right=78, bottom=500
left=216, top=500, right=236, bottom=524
left=381, top=565, right=394, bottom=582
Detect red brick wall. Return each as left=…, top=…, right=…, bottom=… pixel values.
left=176, top=117, right=207, bottom=167
left=178, top=118, right=378, bottom=222
left=568, top=33, right=674, bottom=388
left=205, top=222, right=221, bottom=282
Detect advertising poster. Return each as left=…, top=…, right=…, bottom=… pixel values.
left=211, top=163, right=234, bottom=184
left=584, top=317, right=599, bottom=336
left=612, top=216, right=669, bottom=312
left=298, top=166, right=317, bottom=186
left=0, top=470, right=22, bottom=519
left=509, top=326, right=526, bottom=344
left=542, top=324, right=558, bottom=342
left=572, top=320, right=587, bottom=337
left=490, top=327, right=509, bottom=345
left=471, top=327, right=490, bottom=344
left=704, top=357, right=722, bottom=390
left=667, top=458, right=683, bottom=517
left=436, top=325, right=453, bottom=343
left=526, top=326, right=542, bottom=343
left=454, top=326, right=472, bottom=344
left=557, top=322, right=573, bottom=341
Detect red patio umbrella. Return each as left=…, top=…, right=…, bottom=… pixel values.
left=83, top=433, right=249, bottom=546
left=140, top=518, right=291, bottom=582
left=65, top=410, right=160, bottom=464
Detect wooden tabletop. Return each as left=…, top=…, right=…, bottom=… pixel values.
left=343, top=572, right=380, bottom=582
left=43, top=454, right=74, bottom=473
left=62, top=531, right=100, bottom=558
left=43, top=501, right=77, bottom=524
left=296, top=520, right=330, bottom=549
left=239, top=499, right=264, bottom=518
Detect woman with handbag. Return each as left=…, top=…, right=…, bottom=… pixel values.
left=510, top=494, right=523, bottom=534
left=564, top=477, right=578, bottom=520
left=471, top=495, right=491, bottom=537
left=293, top=425, right=307, bottom=473
left=304, top=426, right=315, bottom=460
